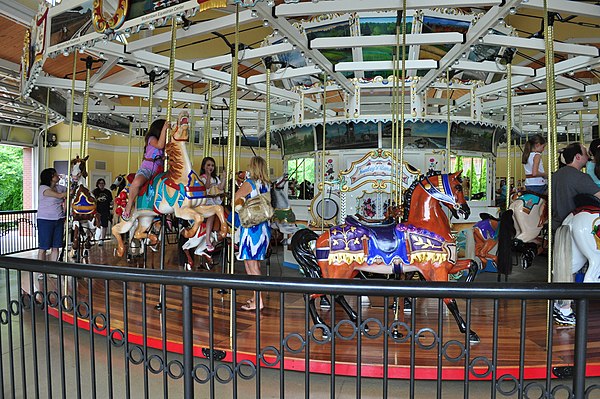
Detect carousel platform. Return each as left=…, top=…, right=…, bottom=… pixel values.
left=18, top=240, right=600, bottom=381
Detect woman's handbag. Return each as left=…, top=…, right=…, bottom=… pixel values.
left=238, top=191, right=274, bottom=227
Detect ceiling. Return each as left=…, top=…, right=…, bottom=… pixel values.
left=0, top=0, right=599, bottom=138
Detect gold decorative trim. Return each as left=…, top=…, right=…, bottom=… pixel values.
left=92, top=0, right=129, bottom=34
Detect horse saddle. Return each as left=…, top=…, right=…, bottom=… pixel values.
left=514, top=193, right=543, bottom=213
left=345, top=216, right=406, bottom=262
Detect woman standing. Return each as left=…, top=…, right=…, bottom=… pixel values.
left=234, top=156, right=271, bottom=311
left=37, top=168, right=67, bottom=261
left=92, top=178, right=113, bottom=245
left=587, top=139, right=600, bottom=188
left=522, top=134, right=547, bottom=195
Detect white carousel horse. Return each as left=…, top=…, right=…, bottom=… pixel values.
left=553, top=195, right=600, bottom=283
left=111, top=111, right=227, bottom=258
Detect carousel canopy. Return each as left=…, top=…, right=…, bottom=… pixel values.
left=0, top=0, right=599, bottom=144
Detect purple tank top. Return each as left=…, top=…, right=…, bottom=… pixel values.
left=140, top=142, right=164, bottom=171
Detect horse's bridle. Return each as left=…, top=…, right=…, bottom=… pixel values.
left=419, top=174, right=460, bottom=210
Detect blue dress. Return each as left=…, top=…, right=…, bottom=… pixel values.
left=237, top=179, right=271, bottom=261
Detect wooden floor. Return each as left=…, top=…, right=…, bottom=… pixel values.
left=19, top=241, right=600, bottom=380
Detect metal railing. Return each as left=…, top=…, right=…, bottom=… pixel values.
left=0, top=256, right=599, bottom=398
left=0, top=210, right=37, bottom=256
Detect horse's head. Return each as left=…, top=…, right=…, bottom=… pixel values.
left=172, top=110, right=189, bottom=142
left=419, top=171, right=470, bottom=220
left=70, top=155, right=89, bottom=184
left=110, top=174, right=125, bottom=191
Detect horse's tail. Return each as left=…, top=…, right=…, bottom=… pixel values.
left=290, top=229, right=321, bottom=278
left=552, top=225, right=573, bottom=284
left=496, top=209, right=515, bottom=276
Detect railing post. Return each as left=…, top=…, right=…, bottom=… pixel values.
left=573, top=299, right=588, bottom=398
left=183, top=285, right=194, bottom=399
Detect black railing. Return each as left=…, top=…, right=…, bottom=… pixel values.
left=0, top=256, right=599, bottom=398
left=0, top=210, right=37, bottom=256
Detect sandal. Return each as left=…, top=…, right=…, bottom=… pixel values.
left=206, top=242, right=215, bottom=252
left=121, top=210, right=131, bottom=221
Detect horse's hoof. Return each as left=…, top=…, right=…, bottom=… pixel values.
left=319, top=296, right=331, bottom=309
left=469, top=331, right=481, bottom=344
left=404, top=298, right=413, bottom=313
left=184, top=263, right=192, bottom=271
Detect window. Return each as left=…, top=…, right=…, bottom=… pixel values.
left=287, top=157, right=315, bottom=199
left=451, top=156, right=488, bottom=201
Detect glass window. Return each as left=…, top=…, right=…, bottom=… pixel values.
left=451, top=156, right=487, bottom=201
left=287, top=158, right=315, bottom=199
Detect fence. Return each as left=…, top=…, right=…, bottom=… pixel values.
left=0, top=210, right=37, bottom=256
left=0, top=256, right=599, bottom=398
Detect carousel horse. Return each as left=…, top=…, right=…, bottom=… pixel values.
left=110, top=173, right=132, bottom=196
left=553, top=194, right=600, bottom=283
left=477, top=191, right=547, bottom=273
left=69, top=155, right=99, bottom=262
left=291, top=171, right=481, bottom=343
left=111, top=111, right=228, bottom=258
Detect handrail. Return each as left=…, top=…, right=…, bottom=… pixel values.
left=2, top=256, right=600, bottom=300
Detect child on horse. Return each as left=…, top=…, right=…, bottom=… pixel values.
left=522, top=134, right=547, bottom=195
left=122, top=118, right=168, bottom=220
left=198, top=156, right=225, bottom=251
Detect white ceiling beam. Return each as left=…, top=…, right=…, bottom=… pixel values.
left=0, top=1, right=35, bottom=26
left=246, top=66, right=321, bottom=85
left=523, top=0, right=600, bottom=19
left=483, top=88, right=581, bottom=109
left=192, top=43, right=293, bottom=70
left=415, top=0, right=522, bottom=94
left=555, top=76, right=585, bottom=92
left=335, top=60, right=438, bottom=72
left=453, top=60, right=535, bottom=76
left=310, top=33, right=465, bottom=49
left=275, top=0, right=502, bottom=16
left=477, top=56, right=600, bottom=97
left=483, top=35, right=599, bottom=57
left=127, top=10, right=255, bottom=52
left=90, top=58, right=120, bottom=86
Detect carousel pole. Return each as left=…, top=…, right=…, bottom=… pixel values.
left=43, top=88, right=50, bottom=169
left=390, top=51, right=397, bottom=206
left=505, top=63, right=512, bottom=210
left=446, top=68, right=451, bottom=172
left=156, top=15, right=177, bottom=317
left=227, top=3, right=241, bottom=343
left=398, top=5, right=407, bottom=212
left=265, top=68, right=271, bottom=178
left=204, top=82, right=213, bottom=158
left=543, top=0, right=560, bottom=370
left=138, top=97, right=143, bottom=166
left=188, top=102, right=195, bottom=159
left=63, top=53, right=78, bottom=261
left=80, top=57, right=94, bottom=159
left=320, top=73, right=327, bottom=232
left=579, top=110, right=584, bottom=144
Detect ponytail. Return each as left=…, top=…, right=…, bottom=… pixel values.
left=521, top=141, right=532, bottom=164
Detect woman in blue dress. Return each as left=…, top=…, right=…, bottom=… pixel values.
left=234, top=156, right=271, bottom=311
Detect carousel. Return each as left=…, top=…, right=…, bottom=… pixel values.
left=18, top=0, right=600, bottom=381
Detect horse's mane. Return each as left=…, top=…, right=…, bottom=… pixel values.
left=402, top=171, right=443, bottom=221
left=165, top=141, right=183, bottom=180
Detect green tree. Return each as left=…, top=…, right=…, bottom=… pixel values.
left=0, top=145, right=23, bottom=210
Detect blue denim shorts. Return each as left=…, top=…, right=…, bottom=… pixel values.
left=135, top=167, right=154, bottom=180
left=38, top=218, right=65, bottom=250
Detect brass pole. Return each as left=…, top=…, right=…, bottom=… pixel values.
left=446, top=68, right=452, bottom=172
left=506, top=63, right=512, bottom=210
left=138, top=97, right=143, bottom=166
left=165, top=17, right=178, bottom=146
left=579, top=110, right=584, bottom=144
left=398, top=3, right=407, bottom=211
left=204, top=82, right=213, bottom=158
left=321, top=73, right=327, bottom=231
left=64, top=53, right=78, bottom=259
left=266, top=68, right=271, bottom=177
left=80, top=58, right=92, bottom=158
left=228, top=4, right=240, bottom=276
left=43, top=87, right=50, bottom=169
left=147, top=79, right=154, bottom=130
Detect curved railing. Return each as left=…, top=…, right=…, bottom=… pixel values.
left=0, top=256, right=599, bottom=398
left=0, top=210, right=37, bottom=255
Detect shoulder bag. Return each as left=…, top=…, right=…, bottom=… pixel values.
left=238, top=191, right=274, bottom=227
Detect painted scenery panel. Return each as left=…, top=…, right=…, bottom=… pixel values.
left=382, top=120, right=448, bottom=149
left=360, top=16, right=412, bottom=79
left=316, top=122, right=378, bottom=150
left=419, top=16, right=470, bottom=73
left=72, top=113, right=130, bottom=135
left=451, top=122, right=494, bottom=152
left=50, top=1, right=94, bottom=46
left=305, top=21, right=353, bottom=78
left=282, top=126, right=315, bottom=155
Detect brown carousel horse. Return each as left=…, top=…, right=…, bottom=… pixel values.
left=69, top=155, right=100, bottom=263
left=112, top=111, right=227, bottom=258
left=291, top=171, right=480, bottom=343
